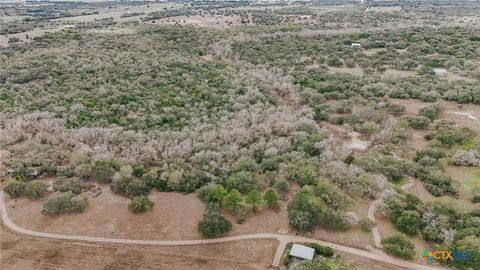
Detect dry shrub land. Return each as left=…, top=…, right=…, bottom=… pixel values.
left=1, top=0, right=480, bottom=270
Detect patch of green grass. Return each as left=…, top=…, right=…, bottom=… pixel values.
left=459, top=137, right=478, bottom=150
left=466, top=169, right=480, bottom=188
left=393, top=177, right=408, bottom=187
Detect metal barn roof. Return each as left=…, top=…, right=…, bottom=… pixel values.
left=289, top=244, right=315, bottom=260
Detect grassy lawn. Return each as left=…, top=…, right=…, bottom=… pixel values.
left=458, top=136, right=479, bottom=151
left=466, top=169, right=480, bottom=188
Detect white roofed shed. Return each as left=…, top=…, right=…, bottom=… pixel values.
left=289, top=244, right=315, bottom=260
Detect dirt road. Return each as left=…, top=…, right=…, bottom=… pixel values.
left=0, top=192, right=443, bottom=270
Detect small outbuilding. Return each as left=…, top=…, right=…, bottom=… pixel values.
left=433, top=68, right=447, bottom=76
left=289, top=244, right=315, bottom=261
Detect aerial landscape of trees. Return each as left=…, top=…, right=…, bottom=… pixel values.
left=1, top=0, right=479, bottom=269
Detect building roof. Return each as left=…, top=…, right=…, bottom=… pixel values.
left=433, top=68, right=447, bottom=76
left=289, top=244, right=315, bottom=260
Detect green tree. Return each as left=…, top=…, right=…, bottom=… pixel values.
left=381, top=234, right=415, bottom=260
left=246, top=189, right=263, bottom=212
left=297, top=164, right=318, bottom=187
left=419, top=104, right=443, bottom=121
left=212, top=184, right=227, bottom=207
left=91, top=160, right=117, bottom=183
left=53, top=177, right=82, bottom=194
left=24, top=180, right=48, bottom=200
left=288, top=210, right=316, bottom=232
left=128, top=195, right=154, bottom=213
left=197, top=212, right=231, bottom=238
left=408, top=116, right=431, bottom=130
left=359, top=218, right=377, bottom=232
left=42, top=191, right=88, bottom=215
left=3, top=181, right=26, bottom=198
left=387, top=103, right=406, bottom=116
left=263, top=189, right=279, bottom=209
left=224, top=189, right=242, bottom=213
left=111, top=176, right=150, bottom=197
left=225, top=171, right=257, bottom=194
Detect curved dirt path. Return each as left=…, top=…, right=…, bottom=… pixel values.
left=1, top=192, right=442, bottom=270
left=368, top=177, right=415, bottom=248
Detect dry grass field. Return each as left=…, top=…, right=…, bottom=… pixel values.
left=1, top=224, right=277, bottom=270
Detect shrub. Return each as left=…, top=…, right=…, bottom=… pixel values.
left=225, top=171, right=257, bottom=194
left=132, top=164, right=146, bottom=178
left=260, top=155, right=285, bottom=172
left=359, top=218, right=376, bottom=232
left=407, top=116, right=431, bottom=129
left=196, top=183, right=227, bottom=205
left=420, top=171, right=458, bottom=197
left=24, top=180, right=48, bottom=200
left=356, top=122, right=379, bottom=134
left=313, top=104, right=332, bottom=121
left=52, top=177, right=82, bottom=194
left=387, top=103, right=406, bottom=116
left=327, top=56, right=343, bottom=67
left=426, top=123, right=475, bottom=147
left=128, top=195, right=154, bottom=213
left=3, top=181, right=26, bottom=198
left=297, top=164, right=318, bottom=187
left=318, top=208, right=349, bottom=230
left=197, top=212, right=231, bottom=238
left=335, top=100, right=352, bottom=114
left=381, top=235, right=415, bottom=260
left=305, top=243, right=334, bottom=257
left=393, top=210, right=420, bottom=236
left=10, top=161, right=35, bottom=182
left=42, top=191, right=88, bottom=215
left=419, top=104, right=443, bottom=120
left=344, top=153, right=355, bottom=164
left=313, top=181, right=353, bottom=210
left=155, top=179, right=170, bottom=191
left=274, top=178, right=290, bottom=191
left=450, top=150, right=480, bottom=167
left=91, top=160, right=118, bottom=183
left=111, top=176, right=150, bottom=197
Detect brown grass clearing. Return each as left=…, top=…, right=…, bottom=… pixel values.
left=0, top=28, right=60, bottom=47
left=1, top=224, right=276, bottom=270
left=148, top=15, right=244, bottom=28
left=311, top=226, right=374, bottom=250
left=225, top=198, right=290, bottom=237
left=7, top=188, right=205, bottom=240
left=390, top=98, right=480, bottom=134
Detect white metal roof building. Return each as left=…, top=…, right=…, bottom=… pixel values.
left=433, top=68, right=448, bottom=76
left=289, top=244, right=315, bottom=260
